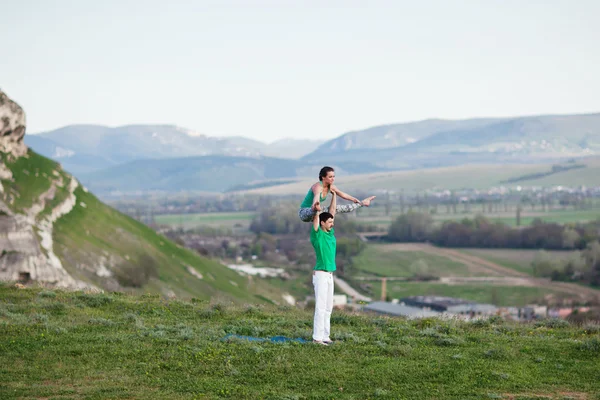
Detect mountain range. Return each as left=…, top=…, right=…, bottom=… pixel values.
left=306, top=114, right=600, bottom=169
left=25, top=113, right=600, bottom=193
left=25, top=125, right=325, bottom=175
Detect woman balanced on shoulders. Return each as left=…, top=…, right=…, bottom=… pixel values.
left=298, top=166, right=376, bottom=222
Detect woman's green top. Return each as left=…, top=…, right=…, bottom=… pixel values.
left=300, top=182, right=328, bottom=208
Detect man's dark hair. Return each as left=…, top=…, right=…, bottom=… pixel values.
left=319, top=166, right=334, bottom=181
left=319, top=212, right=333, bottom=225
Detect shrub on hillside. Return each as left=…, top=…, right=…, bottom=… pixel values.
left=114, top=254, right=158, bottom=288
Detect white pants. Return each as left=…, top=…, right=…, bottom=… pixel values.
left=312, top=270, right=334, bottom=341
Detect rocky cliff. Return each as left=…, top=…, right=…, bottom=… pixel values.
left=0, top=90, right=27, bottom=159
left=0, top=89, right=89, bottom=288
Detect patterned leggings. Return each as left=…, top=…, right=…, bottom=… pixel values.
left=298, top=203, right=362, bottom=222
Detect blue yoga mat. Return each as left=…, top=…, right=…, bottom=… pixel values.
left=223, top=334, right=308, bottom=344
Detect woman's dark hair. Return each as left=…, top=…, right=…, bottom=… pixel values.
left=319, top=166, right=335, bottom=181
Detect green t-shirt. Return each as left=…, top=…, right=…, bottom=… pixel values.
left=300, top=183, right=328, bottom=208
left=310, top=227, right=336, bottom=272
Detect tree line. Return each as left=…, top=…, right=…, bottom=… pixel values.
left=388, top=212, right=600, bottom=250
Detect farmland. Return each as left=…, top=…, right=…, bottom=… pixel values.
left=154, top=211, right=256, bottom=232
left=347, top=243, right=600, bottom=306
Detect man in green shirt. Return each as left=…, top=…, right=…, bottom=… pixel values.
left=311, top=191, right=338, bottom=345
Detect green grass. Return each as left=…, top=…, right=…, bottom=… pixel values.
left=264, top=272, right=350, bottom=300
left=366, top=281, right=565, bottom=307
left=486, top=209, right=600, bottom=227
left=36, top=170, right=74, bottom=221
left=350, top=244, right=481, bottom=278
left=1, top=285, right=599, bottom=399
left=0, top=149, right=59, bottom=212
left=512, top=156, right=600, bottom=187
left=263, top=275, right=313, bottom=301
left=52, top=186, right=281, bottom=303
left=352, top=208, right=600, bottom=230
left=154, top=211, right=256, bottom=231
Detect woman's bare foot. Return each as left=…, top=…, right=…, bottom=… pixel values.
left=361, top=196, right=376, bottom=207
left=312, top=201, right=322, bottom=212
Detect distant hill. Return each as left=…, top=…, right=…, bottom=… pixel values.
left=312, top=118, right=504, bottom=152
left=26, top=125, right=324, bottom=176
left=240, top=156, right=600, bottom=196
left=24, top=135, right=116, bottom=173
left=261, top=138, right=325, bottom=158
left=304, top=113, right=600, bottom=169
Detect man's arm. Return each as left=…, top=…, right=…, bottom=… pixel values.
left=312, top=201, right=321, bottom=231
left=331, top=185, right=360, bottom=204
left=330, top=191, right=337, bottom=218
left=311, top=183, right=323, bottom=207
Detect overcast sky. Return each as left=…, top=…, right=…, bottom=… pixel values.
left=2, top=0, right=599, bottom=143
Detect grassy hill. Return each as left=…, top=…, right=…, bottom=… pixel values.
left=1, top=285, right=599, bottom=399
left=1, top=150, right=286, bottom=304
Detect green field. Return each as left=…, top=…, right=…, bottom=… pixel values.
left=151, top=204, right=600, bottom=234
left=351, top=207, right=600, bottom=230
left=154, top=211, right=256, bottom=232
left=348, top=245, right=595, bottom=306
left=366, top=281, right=564, bottom=307
left=350, top=244, right=484, bottom=278
left=1, top=285, right=599, bottom=399
left=486, top=209, right=600, bottom=227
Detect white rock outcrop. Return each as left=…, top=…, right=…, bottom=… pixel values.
left=0, top=177, right=88, bottom=288
left=0, top=89, right=92, bottom=289
left=0, top=90, right=27, bottom=158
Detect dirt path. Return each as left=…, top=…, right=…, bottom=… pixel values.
left=379, top=242, right=528, bottom=277
left=334, top=276, right=372, bottom=302
left=427, top=245, right=531, bottom=277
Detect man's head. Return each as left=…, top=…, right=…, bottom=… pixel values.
left=319, top=166, right=335, bottom=184
left=319, top=212, right=334, bottom=232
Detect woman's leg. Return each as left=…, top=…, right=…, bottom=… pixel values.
left=322, top=203, right=361, bottom=214
left=298, top=207, right=316, bottom=222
